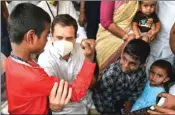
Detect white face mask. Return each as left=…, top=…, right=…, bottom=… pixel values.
left=53, top=40, right=73, bottom=57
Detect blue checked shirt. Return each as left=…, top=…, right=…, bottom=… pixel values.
left=92, top=61, right=147, bottom=113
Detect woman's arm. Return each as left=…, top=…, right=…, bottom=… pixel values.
left=100, top=1, right=126, bottom=39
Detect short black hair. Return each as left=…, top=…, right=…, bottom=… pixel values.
left=123, top=39, right=150, bottom=64
left=150, top=60, right=172, bottom=78
left=139, top=1, right=157, bottom=5
left=8, top=3, right=51, bottom=44
left=51, top=14, right=78, bottom=37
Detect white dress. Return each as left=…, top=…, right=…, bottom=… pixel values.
left=37, top=1, right=87, bottom=43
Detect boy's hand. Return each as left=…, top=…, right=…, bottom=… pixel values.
left=147, top=105, right=175, bottom=114
left=49, top=80, right=72, bottom=111
left=81, top=39, right=95, bottom=62
left=123, top=100, right=132, bottom=113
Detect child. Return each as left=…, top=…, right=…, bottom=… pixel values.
left=92, top=39, right=150, bottom=114
left=131, top=60, right=172, bottom=111
left=5, top=3, right=95, bottom=114
left=132, top=1, right=161, bottom=43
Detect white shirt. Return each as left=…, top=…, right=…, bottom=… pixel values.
left=169, top=84, right=175, bottom=96
left=37, top=1, right=87, bottom=43
left=38, top=41, right=85, bottom=83
left=6, top=1, right=40, bottom=14
left=38, top=41, right=94, bottom=114
left=150, top=1, right=175, bottom=59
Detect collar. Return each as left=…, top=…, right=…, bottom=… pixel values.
left=10, top=53, right=39, bottom=67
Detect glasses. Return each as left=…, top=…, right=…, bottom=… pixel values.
left=149, top=69, right=164, bottom=78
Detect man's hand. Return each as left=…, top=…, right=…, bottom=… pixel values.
left=81, top=39, right=95, bottom=61
left=49, top=80, right=72, bottom=111
left=147, top=105, right=175, bottom=114
left=158, top=93, right=175, bottom=109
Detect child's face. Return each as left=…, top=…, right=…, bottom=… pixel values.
left=32, top=23, right=50, bottom=53
left=149, top=66, right=169, bottom=86
left=140, top=1, right=156, bottom=16
left=120, top=52, right=142, bottom=73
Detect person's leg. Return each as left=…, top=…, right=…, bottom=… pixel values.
left=85, top=1, right=100, bottom=39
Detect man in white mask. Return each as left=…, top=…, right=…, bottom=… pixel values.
left=38, top=14, right=96, bottom=114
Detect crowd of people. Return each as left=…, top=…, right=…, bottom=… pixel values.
left=1, top=1, right=175, bottom=115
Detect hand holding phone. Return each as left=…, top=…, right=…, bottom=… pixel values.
left=150, top=97, right=166, bottom=110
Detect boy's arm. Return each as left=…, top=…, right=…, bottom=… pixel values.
left=24, top=68, right=61, bottom=97
left=71, top=59, right=96, bottom=101
left=132, top=22, right=140, bottom=38
left=24, top=58, right=95, bottom=101
left=37, top=48, right=96, bottom=102
left=128, top=73, right=147, bottom=105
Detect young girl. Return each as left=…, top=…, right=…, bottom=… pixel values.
left=131, top=60, right=172, bottom=111
left=132, top=1, right=161, bottom=43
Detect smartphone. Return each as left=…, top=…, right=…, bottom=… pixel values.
left=150, top=97, right=166, bottom=110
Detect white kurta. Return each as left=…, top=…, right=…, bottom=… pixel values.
left=38, top=41, right=85, bottom=83
left=37, top=1, right=87, bottom=43
left=169, top=84, right=175, bottom=96
left=38, top=41, right=94, bottom=114
left=6, top=1, right=40, bottom=14
left=146, top=1, right=175, bottom=76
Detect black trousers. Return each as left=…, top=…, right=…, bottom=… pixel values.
left=1, top=11, right=12, bottom=57
left=85, top=1, right=101, bottom=39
